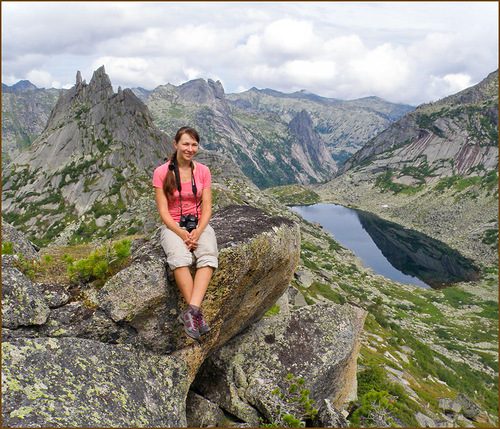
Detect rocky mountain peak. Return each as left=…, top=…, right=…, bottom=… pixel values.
left=289, top=109, right=314, bottom=132
left=88, top=65, right=114, bottom=101
left=3, top=67, right=168, bottom=244
left=76, top=70, right=83, bottom=85
left=288, top=110, right=336, bottom=179
left=177, top=78, right=226, bottom=104
left=208, top=78, right=225, bottom=99
left=3, top=80, right=38, bottom=93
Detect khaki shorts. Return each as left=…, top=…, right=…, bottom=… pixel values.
left=160, top=224, right=219, bottom=270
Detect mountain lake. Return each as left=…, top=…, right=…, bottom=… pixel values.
left=291, top=203, right=480, bottom=289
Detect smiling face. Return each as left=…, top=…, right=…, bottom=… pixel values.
left=175, top=132, right=199, bottom=165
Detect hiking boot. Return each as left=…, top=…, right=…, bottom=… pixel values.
left=178, top=309, right=200, bottom=340
left=195, top=311, right=211, bottom=336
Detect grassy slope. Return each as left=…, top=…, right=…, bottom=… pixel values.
left=268, top=185, right=498, bottom=426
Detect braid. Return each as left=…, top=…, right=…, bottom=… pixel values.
left=163, top=152, right=178, bottom=200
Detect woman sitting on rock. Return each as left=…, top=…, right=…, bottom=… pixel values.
left=153, top=126, right=218, bottom=340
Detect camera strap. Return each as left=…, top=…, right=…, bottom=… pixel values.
left=171, top=159, right=199, bottom=221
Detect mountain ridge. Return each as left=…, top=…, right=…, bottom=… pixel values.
left=3, top=75, right=413, bottom=188
left=2, top=66, right=169, bottom=245
left=340, top=69, right=498, bottom=176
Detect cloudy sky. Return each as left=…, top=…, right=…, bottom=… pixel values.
left=2, top=1, right=498, bottom=105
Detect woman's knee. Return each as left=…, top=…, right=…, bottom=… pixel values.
left=195, top=225, right=218, bottom=269
left=160, top=226, right=194, bottom=269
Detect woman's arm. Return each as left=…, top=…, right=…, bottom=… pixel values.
left=154, top=187, right=190, bottom=242
left=187, top=187, right=212, bottom=247
left=196, top=187, right=212, bottom=233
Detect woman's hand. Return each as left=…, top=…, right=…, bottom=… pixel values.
left=176, top=228, right=192, bottom=247
left=186, top=228, right=202, bottom=250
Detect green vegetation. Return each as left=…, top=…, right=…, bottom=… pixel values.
left=307, top=281, right=346, bottom=305
left=2, top=241, right=14, bottom=255
left=109, top=171, right=127, bottom=196
left=399, top=157, right=437, bottom=183
left=266, top=185, right=321, bottom=206
left=262, top=373, right=319, bottom=428
left=416, top=112, right=446, bottom=138
left=478, top=300, right=498, bottom=319
left=66, top=239, right=132, bottom=286
left=6, top=167, right=35, bottom=191
left=439, top=287, right=475, bottom=308
left=70, top=220, right=100, bottom=244
left=58, top=159, right=95, bottom=187
left=13, top=239, right=132, bottom=288
left=264, top=304, right=281, bottom=317
left=375, top=170, right=422, bottom=195
left=434, top=170, right=498, bottom=196
left=73, top=102, right=91, bottom=120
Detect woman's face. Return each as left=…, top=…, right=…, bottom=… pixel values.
left=175, top=133, right=199, bottom=163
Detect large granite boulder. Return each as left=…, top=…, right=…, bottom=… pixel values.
left=186, top=391, right=226, bottom=427
left=2, top=258, right=50, bottom=330
left=2, top=337, right=189, bottom=428
left=192, top=302, right=366, bottom=426
left=97, top=205, right=301, bottom=379
left=1, top=221, right=39, bottom=260
left=456, top=393, right=484, bottom=421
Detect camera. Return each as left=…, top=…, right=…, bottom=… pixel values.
left=180, top=214, right=198, bottom=232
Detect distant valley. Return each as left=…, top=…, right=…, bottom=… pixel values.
left=318, top=70, right=498, bottom=266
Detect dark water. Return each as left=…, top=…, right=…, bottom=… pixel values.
left=291, top=203, right=480, bottom=289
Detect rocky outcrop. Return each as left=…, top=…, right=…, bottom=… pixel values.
left=186, top=391, right=226, bottom=427
left=1, top=221, right=39, bottom=259
left=2, top=257, right=50, bottom=330
left=289, top=110, right=337, bottom=182
left=96, top=205, right=302, bottom=373
left=177, top=78, right=225, bottom=105
left=438, top=394, right=489, bottom=423
left=314, top=399, right=349, bottom=427
left=2, top=337, right=190, bottom=428
left=2, top=205, right=311, bottom=427
left=192, top=302, right=366, bottom=426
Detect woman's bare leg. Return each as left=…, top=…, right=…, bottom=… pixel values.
left=189, top=267, right=214, bottom=307
left=174, top=267, right=194, bottom=303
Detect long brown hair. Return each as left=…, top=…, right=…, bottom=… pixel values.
left=163, top=127, right=200, bottom=200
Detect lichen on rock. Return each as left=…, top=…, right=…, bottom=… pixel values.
left=192, top=301, right=367, bottom=426
left=2, top=337, right=189, bottom=428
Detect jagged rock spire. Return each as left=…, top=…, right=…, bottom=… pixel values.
left=88, top=65, right=114, bottom=100
left=76, top=71, right=82, bottom=85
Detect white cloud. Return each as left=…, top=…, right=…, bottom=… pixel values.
left=249, top=59, right=337, bottom=90
left=323, top=35, right=365, bottom=61
left=425, top=73, right=473, bottom=102
left=442, top=73, right=472, bottom=92
left=2, top=2, right=498, bottom=104
left=91, top=56, right=185, bottom=89
left=348, top=43, right=411, bottom=96
left=261, top=19, right=318, bottom=56
left=184, top=67, right=203, bottom=81
left=26, top=69, right=54, bottom=88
